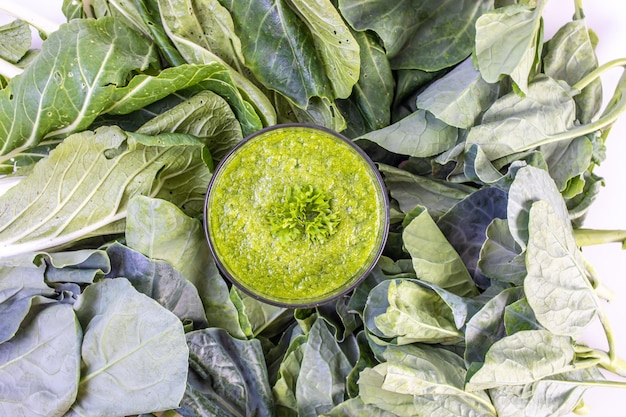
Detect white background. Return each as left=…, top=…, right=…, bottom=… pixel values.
left=2, top=0, right=626, bottom=415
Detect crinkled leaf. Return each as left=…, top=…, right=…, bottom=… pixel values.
left=357, top=110, right=457, bottom=158
left=36, top=249, right=110, bottom=285
left=70, top=278, right=188, bottom=417
left=0, top=126, right=210, bottom=259
left=273, top=333, right=307, bottom=416
left=474, top=2, right=544, bottom=93
left=219, top=0, right=335, bottom=108
left=0, top=301, right=81, bottom=417
left=466, top=330, right=576, bottom=391
left=437, top=187, right=508, bottom=288
left=296, top=319, right=354, bottom=417
left=125, top=195, right=246, bottom=338
left=507, top=165, right=570, bottom=249
left=0, top=17, right=159, bottom=171
left=465, top=75, right=577, bottom=161
left=178, top=328, right=275, bottom=417
left=365, top=279, right=462, bottom=345
left=478, top=218, right=526, bottom=285
left=464, top=287, right=525, bottom=364
left=403, top=206, right=478, bottom=297
left=105, top=242, right=209, bottom=329
left=137, top=89, right=243, bottom=163
left=339, top=0, right=493, bottom=71
left=0, top=255, right=55, bottom=343
left=378, top=164, right=474, bottom=219
left=524, top=200, right=599, bottom=338
left=0, top=19, right=31, bottom=63
left=416, top=58, right=499, bottom=128
left=488, top=367, right=604, bottom=417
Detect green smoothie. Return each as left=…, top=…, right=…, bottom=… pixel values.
left=205, top=124, right=388, bottom=306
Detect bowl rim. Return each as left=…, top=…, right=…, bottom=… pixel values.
left=203, top=122, right=390, bottom=308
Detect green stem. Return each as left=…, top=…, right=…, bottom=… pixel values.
left=574, top=229, right=626, bottom=248
left=573, top=0, right=585, bottom=20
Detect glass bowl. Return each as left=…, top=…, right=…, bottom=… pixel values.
left=204, top=123, right=389, bottom=307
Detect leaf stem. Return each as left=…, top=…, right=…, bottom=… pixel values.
left=0, top=0, right=61, bottom=39
left=574, top=228, right=626, bottom=248
left=0, top=57, right=23, bottom=79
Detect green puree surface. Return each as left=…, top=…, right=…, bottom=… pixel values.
left=207, top=126, right=386, bottom=304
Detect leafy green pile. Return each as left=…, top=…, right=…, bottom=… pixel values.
left=2, top=0, right=626, bottom=416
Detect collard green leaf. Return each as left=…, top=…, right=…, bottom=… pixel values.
left=416, top=58, right=499, bottom=129
left=503, top=297, right=543, bottom=335
left=541, top=135, right=593, bottom=193
left=437, top=187, right=508, bottom=289
left=0, top=126, right=210, bottom=259
left=288, top=0, right=360, bottom=99
left=465, top=75, right=577, bottom=161
left=218, top=0, right=335, bottom=108
left=466, top=330, right=576, bottom=391
left=36, top=249, right=110, bottom=285
left=478, top=218, right=526, bottom=285
left=296, top=319, right=354, bottom=417
left=105, top=242, right=209, bottom=329
left=338, top=0, right=493, bottom=71
left=524, top=199, right=599, bottom=338
left=322, top=397, right=397, bottom=417
left=179, top=328, right=275, bottom=417
left=356, top=110, right=457, bottom=158
left=474, top=2, right=544, bottom=93
left=0, top=17, right=159, bottom=171
left=337, top=29, right=393, bottom=137
left=137, top=89, right=243, bottom=163
left=0, top=301, right=81, bottom=417
left=378, top=164, right=474, bottom=219
left=543, top=20, right=602, bottom=124
left=273, top=333, right=307, bottom=416
left=0, top=255, right=55, bottom=343
left=402, top=207, right=478, bottom=297
left=0, top=19, right=31, bottom=63
left=507, top=165, right=570, bottom=249
left=464, top=286, right=525, bottom=365
left=365, top=279, right=463, bottom=345
left=124, top=195, right=246, bottom=338
left=70, top=278, right=188, bottom=417
left=359, top=344, right=496, bottom=417
left=488, top=367, right=604, bottom=417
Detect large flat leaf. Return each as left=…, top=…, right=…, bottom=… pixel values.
left=177, top=328, right=275, bottom=417
left=474, top=2, right=544, bottom=93
left=402, top=206, right=478, bottom=297
left=0, top=302, right=81, bottom=417
left=524, top=200, right=599, bottom=338
left=466, top=330, right=575, bottom=391
left=465, top=75, right=577, bottom=161
left=0, top=17, right=159, bottom=171
left=218, top=0, right=335, bottom=108
left=0, top=126, right=211, bottom=259
left=0, top=19, right=31, bottom=63
left=416, top=58, right=499, bottom=129
left=125, top=195, right=246, bottom=338
left=70, top=278, right=188, bottom=417
left=339, top=0, right=493, bottom=71
left=356, top=110, right=458, bottom=158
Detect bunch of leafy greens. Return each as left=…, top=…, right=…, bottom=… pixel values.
left=3, top=0, right=626, bottom=415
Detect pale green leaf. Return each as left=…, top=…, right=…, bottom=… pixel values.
left=0, top=19, right=31, bottom=63
left=70, top=278, right=188, bottom=417
left=524, top=200, right=599, bottom=338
